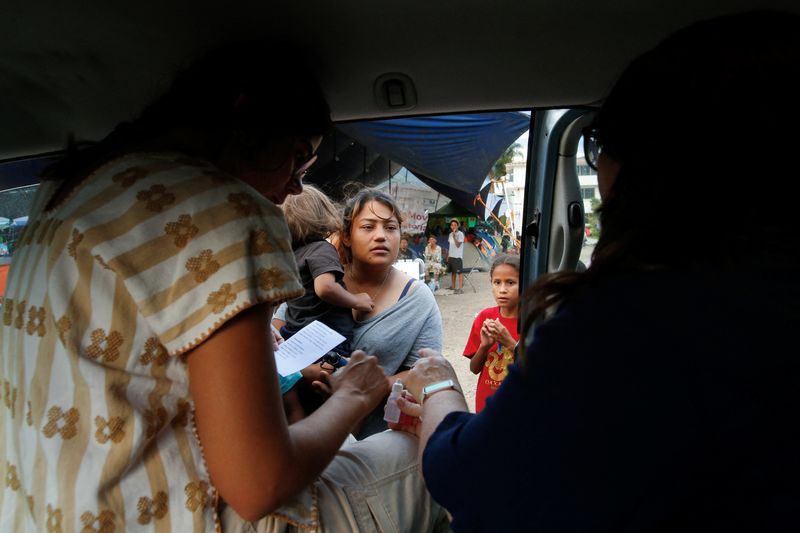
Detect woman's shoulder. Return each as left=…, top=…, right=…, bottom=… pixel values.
left=402, top=279, right=440, bottom=316
left=81, top=152, right=285, bottom=221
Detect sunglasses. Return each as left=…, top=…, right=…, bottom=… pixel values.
left=581, top=126, right=602, bottom=171
left=293, top=153, right=318, bottom=181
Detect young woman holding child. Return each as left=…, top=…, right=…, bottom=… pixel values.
left=462, top=253, right=520, bottom=412
left=329, top=187, right=443, bottom=439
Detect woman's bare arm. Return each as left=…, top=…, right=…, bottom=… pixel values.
left=398, top=349, right=469, bottom=464
left=188, top=303, right=387, bottom=520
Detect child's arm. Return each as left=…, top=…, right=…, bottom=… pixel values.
left=468, top=321, right=495, bottom=374
left=314, top=272, right=373, bottom=312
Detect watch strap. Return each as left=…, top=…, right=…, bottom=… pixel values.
left=421, top=379, right=456, bottom=403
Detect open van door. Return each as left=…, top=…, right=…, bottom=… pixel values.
left=520, top=109, right=595, bottom=297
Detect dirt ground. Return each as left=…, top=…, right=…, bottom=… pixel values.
left=432, top=270, right=497, bottom=413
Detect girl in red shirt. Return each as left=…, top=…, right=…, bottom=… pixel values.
left=463, top=254, right=520, bottom=412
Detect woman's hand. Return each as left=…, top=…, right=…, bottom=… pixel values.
left=387, top=390, right=423, bottom=437
left=403, top=348, right=461, bottom=403
left=325, top=350, right=389, bottom=412
left=403, top=349, right=469, bottom=465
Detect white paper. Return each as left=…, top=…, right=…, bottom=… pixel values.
left=274, top=320, right=346, bottom=376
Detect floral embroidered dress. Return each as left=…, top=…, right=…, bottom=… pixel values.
left=0, top=153, right=303, bottom=532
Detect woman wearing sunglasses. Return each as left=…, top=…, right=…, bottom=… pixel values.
left=0, top=42, right=446, bottom=532
left=393, top=11, right=800, bottom=532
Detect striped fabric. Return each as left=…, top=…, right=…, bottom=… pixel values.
left=0, top=153, right=303, bottom=532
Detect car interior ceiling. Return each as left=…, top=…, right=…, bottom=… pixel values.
left=2, top=0, right=799, bottom=162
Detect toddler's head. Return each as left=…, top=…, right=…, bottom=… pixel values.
left=281, top=185, right=341, bottom=246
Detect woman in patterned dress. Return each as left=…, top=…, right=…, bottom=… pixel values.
left=0, top=41, right=446, bottom=533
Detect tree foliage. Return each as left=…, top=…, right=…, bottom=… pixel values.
left=490, top=142, right=522, bottom=179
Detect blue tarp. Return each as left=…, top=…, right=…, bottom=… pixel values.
left=336, top=112, right=529, bottom=212
left=1, top=113, right=531, bottom=219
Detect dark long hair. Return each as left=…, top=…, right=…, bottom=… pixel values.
left=522, top=10, right=800, bottom=337
left=44, top=40, right=331, bottom=182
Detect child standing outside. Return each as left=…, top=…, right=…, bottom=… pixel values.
left=447, top=218, right=465, bottom=293
left=280, top=185, right=374, bottom=356
left=463, top=254, right=520, bottom=412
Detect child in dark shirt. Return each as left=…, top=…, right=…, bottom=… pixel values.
left=280, top=185, right=373, bottom=356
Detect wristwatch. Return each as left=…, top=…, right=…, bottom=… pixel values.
left=421, top=379, right=456, bottom=403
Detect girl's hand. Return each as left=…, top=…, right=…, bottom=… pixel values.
left=485, top=319, right=515, bottom=348
left=479, top=320, right=495, bottom=348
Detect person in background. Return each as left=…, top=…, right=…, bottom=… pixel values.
left=446, top=218, right=465, bottom=293
left=423, top=234, right=444, bottom=292
left=398, top=235, right=420, bottom=260
left=392, top=11, right=800, bottom=532
left=463, top=254, right=520, bottom=412
left=398, top=234, right=425, bottom=279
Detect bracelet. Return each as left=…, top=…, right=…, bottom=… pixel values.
left=421, top=379, right=456, bottom=403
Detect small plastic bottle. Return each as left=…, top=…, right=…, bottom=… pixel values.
left=383, top=380, right=405, bottom=423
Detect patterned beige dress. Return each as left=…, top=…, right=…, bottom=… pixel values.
left=0, top=153, right=303, bottom=532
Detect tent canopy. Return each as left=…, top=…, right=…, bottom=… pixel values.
left=431, top=200, right=472, bottom=218
left=1, top=113, right=530, bottom=222
left=334, top=112, right=529, bottom=213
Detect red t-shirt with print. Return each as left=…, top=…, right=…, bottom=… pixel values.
left=463, top=306, right=519, bottom=412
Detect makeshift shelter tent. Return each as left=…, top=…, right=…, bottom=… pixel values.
left=376, top=168, right=442, bottom=236
left=322, top=112, right=530, bottom=212
left=462, top=240, right=490, bottom=272
left=431, top=201, right=471, bottom=217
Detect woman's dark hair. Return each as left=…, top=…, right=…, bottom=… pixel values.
left=339, top=185, right=403, bottom=264
left=44, top=40, right=331, bottom=182
left=522, top=10, right=800, bottom=335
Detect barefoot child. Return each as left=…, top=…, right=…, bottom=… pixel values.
left=463, top=253, right=520, bottom=412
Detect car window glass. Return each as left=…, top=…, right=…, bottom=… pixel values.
left=576, top=151, right=599, bottom=268
left=1, top=155, right=54, bottom=303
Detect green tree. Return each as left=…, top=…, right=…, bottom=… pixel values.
left=490, top=142, right=522, bottom=179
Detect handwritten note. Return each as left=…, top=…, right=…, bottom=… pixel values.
left=274, top=320, right=346, bottom=376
